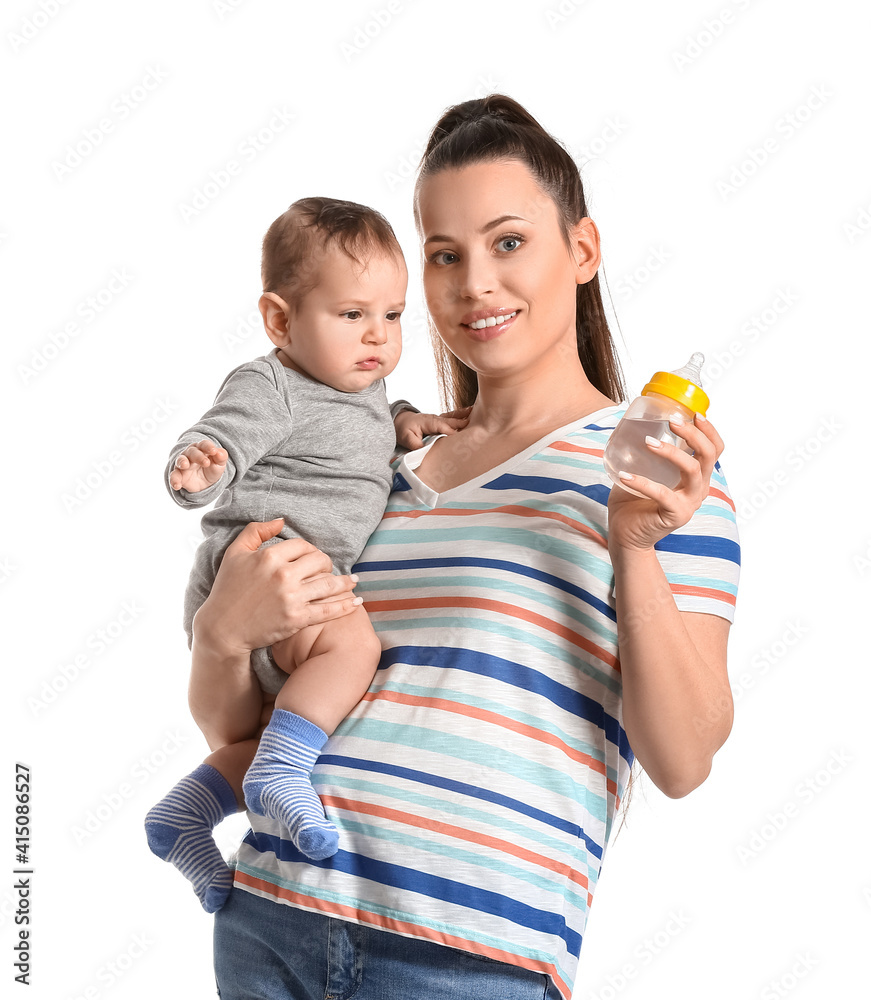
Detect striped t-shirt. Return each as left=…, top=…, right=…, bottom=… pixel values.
left=232, top=404, right=741, bottom=1000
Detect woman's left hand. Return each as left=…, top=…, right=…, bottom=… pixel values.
left=607, top=413, right=724, bottom=552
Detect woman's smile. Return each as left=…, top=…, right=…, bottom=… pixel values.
left=461, top=308, right=519, bottom=339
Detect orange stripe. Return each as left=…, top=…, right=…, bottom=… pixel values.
left=548, top=440, right=605, bottom=458
left=233, top=871, right=571, bottom=999
left=671, top=583, right=736, bottom=606
left=381, top=503, right=607, bottom=547
left=323, top=795, right=590, bottom=891
left=362, top=688, right=607, bottom=780
left=365, top=596, right=619, bottom=670
left=708, top=485, right=736, bottom=511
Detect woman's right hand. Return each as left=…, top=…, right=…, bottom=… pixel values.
left=192, top=518, right=362, bottom=658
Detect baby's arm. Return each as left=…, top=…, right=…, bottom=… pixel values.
left=166, top=366, right=292, bottom=509
left=392, top=402, right=473, bottom=451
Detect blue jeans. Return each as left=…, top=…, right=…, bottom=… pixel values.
left=214, top=888, right=562, bottom=999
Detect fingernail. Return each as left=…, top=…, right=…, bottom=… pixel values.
left=618, top=470, right=634, bottom=481
left=352, top=596, right=364, bottom=605
left=350, top=573, right=359, bottom=582
left=695, top=412, right=707, bottom=422
left=669, top=417, right=685, bottom=426
left=644, top=435, right=663, bottom=449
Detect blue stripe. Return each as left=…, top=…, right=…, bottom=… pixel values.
left=654, top=532, right=740, bottom=565
left=484, top=473, right=612, bottom=507
left=376, top=617, right=621, bottom=695
left=233, top=859, right=565, bottom=976
left=353, top=555, right=618, bottom=623
left=241, top=831, right=584, bottom=955
left=377, top=645, right=632, bottom=766
left=318, top=754, right=605, bottom=859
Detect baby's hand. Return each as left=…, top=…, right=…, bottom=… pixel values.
left=394, top=406, right=472, bottom=451
left=169, top=439, right=229, bottom=492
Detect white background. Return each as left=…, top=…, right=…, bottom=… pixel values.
left=3, top=1, right=869, bottom=997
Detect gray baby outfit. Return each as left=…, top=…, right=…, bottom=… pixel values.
left=166, top=348, right=402, bottom=694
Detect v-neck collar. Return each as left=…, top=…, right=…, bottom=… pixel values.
left=398, top=403, right=622, bottom=508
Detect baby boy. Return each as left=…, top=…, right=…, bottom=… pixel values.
left=144, top=196, right=466, bottom=912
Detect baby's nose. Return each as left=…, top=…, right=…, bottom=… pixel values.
left=365, top=320, right=389, bottom=343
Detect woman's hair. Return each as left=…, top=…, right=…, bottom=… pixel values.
left=413, top=93, right=626, bottom=410
left=261, top=196, right=402, bottom=302
left=414, top=95, right=639, bottom=824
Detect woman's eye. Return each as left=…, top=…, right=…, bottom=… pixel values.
left=430, top=250, right=459, bottom=265
left=497, top=235, right=523, bottom=253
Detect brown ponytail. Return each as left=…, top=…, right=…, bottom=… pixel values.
left=413, top=94, right=626, bottom=411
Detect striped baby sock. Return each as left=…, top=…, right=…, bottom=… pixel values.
left=243, top=709, right=339, bottom=860
left=144, top=763, right=238, bottom=913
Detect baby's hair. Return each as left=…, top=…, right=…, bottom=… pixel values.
left=261, top=197, right=403, bottom=302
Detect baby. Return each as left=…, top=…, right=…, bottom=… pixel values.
left=145, top=196, right=466, bottom=912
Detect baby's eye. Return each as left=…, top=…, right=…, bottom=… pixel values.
left=430, top=250, right=459, bottom=266
left=496, top=235, right=523, bottom=253
left=386, top=310, right=402, bottom=322
left=342, top=310, right=363, bottom=320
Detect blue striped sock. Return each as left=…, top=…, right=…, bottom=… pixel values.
left=144, top=763, right=238, bottom=913
left=243, top=709, right=339, bottom=860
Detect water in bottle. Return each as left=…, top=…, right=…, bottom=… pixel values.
left=603, top=353, right=709, bottom=499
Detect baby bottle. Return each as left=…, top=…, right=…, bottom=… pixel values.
left=603, top=352, right=709, bottom=498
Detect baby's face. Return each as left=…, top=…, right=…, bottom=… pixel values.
left=280, top=248, right=406, bottom=393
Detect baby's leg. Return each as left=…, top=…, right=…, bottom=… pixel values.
left=145, top=696, right=275, bottom=913
left=243, top=606, right=381, bottom=859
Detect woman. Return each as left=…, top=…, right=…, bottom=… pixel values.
left=198, top=95, right=740, bottom=1000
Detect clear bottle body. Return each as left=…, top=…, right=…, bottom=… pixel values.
left=604, top=392, right=695, bottom=498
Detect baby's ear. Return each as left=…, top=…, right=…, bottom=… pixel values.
left=259, top=292, right=292, bottom=346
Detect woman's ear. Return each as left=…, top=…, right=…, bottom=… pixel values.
left=569, top=217, right=602, bottom=285
left=259, top=292, right=292, bottom=348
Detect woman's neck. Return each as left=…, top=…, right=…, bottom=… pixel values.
left=466, top=354, right=615, bottom=439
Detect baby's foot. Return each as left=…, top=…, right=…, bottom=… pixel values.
left=243, top=710, right=339, bottom=860
left=145, top=764, right=237, bottom=912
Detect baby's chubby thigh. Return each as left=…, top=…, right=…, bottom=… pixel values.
left=271, top=606, right=383, bottom=735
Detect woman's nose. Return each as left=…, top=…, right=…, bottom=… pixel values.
left=456, top=253, right=494, bottom=300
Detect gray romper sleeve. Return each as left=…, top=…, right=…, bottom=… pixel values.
left=165, top=366, right=293, bottom=508
left=167, top=363, right=294, bottom=694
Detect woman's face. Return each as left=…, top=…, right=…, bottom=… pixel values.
left=416, top=159, right=598, bottom=382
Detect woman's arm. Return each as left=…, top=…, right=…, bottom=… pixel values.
left=188, top=519, right=362, bottom=751
left=608, top=414, right=734, bottom=798
left=612, top=544, right=732, bottom=798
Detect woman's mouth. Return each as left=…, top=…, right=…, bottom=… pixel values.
left=465, top=310, right=517, bottom=330
left=462, top=310, right=518, bottom=340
